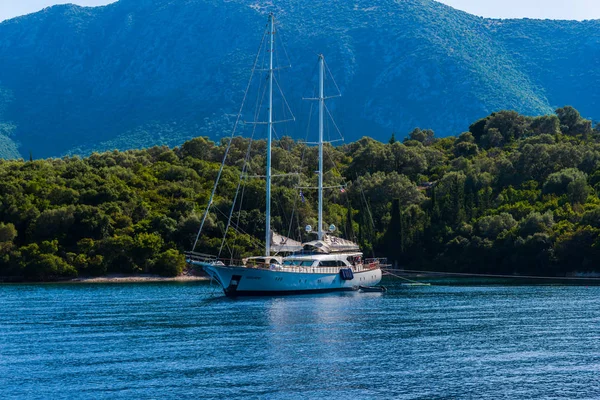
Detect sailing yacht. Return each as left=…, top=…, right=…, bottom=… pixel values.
left=186, top=14, right=383, bottom=297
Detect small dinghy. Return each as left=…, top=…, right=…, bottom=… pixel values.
left=359, top=285, right=387, bottom=293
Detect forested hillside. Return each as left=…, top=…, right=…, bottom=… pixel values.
left=1, top=107, right=600, bottom=281
left=0, top=0, right=599, bottom=158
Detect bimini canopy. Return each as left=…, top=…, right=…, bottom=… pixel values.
left=302, top=234, right=360, bottom=254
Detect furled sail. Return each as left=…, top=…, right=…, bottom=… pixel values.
left=270, top=232, right=303, bottom=253
left=302, top=234, right=361, bottom=254
left=323, top=234, right=360, bottom=252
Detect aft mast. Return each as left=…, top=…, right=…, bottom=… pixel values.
left=266, top=13, right=275, bottom=256
left=318, top=54, right=325, bottom=240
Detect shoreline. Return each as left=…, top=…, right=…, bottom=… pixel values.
left=0, top=274, right=211, bottom=284
left=70, top=274, right=210, bottom=283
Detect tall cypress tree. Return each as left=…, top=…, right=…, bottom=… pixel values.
left=345, top=205, right=355, bottom=242
left=382, top=199, right=402, bottom=267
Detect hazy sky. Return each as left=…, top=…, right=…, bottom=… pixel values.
left=0, top=0, right=115, bottom=22
left=1, top=0, right=600, bottom=22
left=438, top=0, right=600, bottom=20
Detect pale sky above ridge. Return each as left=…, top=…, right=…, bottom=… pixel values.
left=0, top=0, right=115, bottom=22
left=1, top=0, right=599, bottom=22
left=438, top=0, right=600, bottom=20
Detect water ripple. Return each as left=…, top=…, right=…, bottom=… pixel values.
left=1, top=282, right=600, bottom=399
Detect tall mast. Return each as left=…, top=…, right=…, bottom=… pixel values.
left=265, top=13, right=274, bottom=256
left=318, top=54, right=324, bottom=241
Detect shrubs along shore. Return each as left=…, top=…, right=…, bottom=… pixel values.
left=1, top=107, right=600, bottom=282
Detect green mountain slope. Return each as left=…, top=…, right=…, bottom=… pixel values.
left=0, top=0, right=597, bottom=158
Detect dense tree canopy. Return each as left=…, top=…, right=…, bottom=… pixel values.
left=1, top=107, right=600, bottom=281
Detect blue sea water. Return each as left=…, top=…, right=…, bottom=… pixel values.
left=1, top=280, right=600, bottom=399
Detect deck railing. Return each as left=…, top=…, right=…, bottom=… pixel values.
left=186, top=252, right=384, bottom=274
left=365, top=258, right=390, bottom=267
left=184, top=251, right=218, bottom=263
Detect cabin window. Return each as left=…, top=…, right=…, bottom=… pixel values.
left=318, top=260, right=338, bottom=267
left=301, top=261, right=314, bottom=267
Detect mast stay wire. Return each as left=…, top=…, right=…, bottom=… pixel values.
left=219, top=15, right=297, bottom=256
left=225, top=65, right=274, bottom=258
left=274, top=16, right=293, bottom=71
left=191, top=21, right=270, bottom=253
left=294, top=55, right=347, bottom=239
left=263, top=52, right=341, bottom=247
left=286, top=101, right=315, bottom=243
left=219, top=53, right=272, bottom=258
left=218, top=127, right=257, bottom=259
left=323, top=58, right=342, bottom=98
left=212, top=206, right=265, bottom=251
left=269, top=53, right=320, bottom=246
left=317, top=58, right=349, bottom=224
left=285, top=101, right=314, bottom=244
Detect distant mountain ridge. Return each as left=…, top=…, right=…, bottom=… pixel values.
left=0, top=0, right=598, bottom=159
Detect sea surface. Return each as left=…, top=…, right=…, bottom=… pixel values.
left=1, top=280, right=600, bottom=399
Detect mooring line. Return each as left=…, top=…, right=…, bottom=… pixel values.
left=385, top=268, right=600, bottom=282
left=382, top=269, right=431, bottom=286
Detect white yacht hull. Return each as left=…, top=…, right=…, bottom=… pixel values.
left=193, top=262, right=382, bottom=297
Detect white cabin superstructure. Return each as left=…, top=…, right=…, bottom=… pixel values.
left=186, top=14, right=383, bottom=297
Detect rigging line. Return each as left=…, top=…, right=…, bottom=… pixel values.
left=258, top=18, right=271, bottom=81
left=295, top=100, right=314, bottom=178
left=343, top=186, right=356, bottom=242
left=301, top=60, right=320, bottom=104
left=383, top=270, right=432, bottom=286
left=296, top=185, right=347, bottom=190
left=280, top=101, right=314, bottom=246
left=324, top=102, right=344, bottom=141
left=290, top=98, right=314, bottom=214
left=285, top=185, right=299, bottom=245
left=275, top=189, right=290, bottom=238
left=273, top=74, right=296, bottom=122
left=192, top=22, right=269, bottom=252
left=272, top=124, right=281, bottom=142
left=274, top=17, right=293, bottom=70
left=323, top=144, right=346, bottom=189
left=273, top=28, right=296, bottom=144
left=233, top=169, right=251, bottom=252
left=218, top=136, right=254, bottom=258
left=295, top=201, right=303, bottom=242
left=323, top=58, right=342, bottom=98
left=244, top=70, right=269, bottom=176
left=356, top=173, right=376, bottom=230
left=221, top=65, right=269, bottom=256
left=300, top=101, right=314, bottom=166
left=273, top=28, right=291, bottom=89
left=385, top=268, right=600, bottom=282
left=234, top=178, right=247, bottom=238
left=213, top=205, right=264, bottom=250
left=211, top=81, right=265, bottom=257
left=320, top=112, right=346, bottom=194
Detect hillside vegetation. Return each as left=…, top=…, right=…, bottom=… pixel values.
left=0, top=0, right=598, bottom=158
left=2, top=107, right=600, bottom=281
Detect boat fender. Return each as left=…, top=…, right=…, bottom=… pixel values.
left=340, top=268, right=354, bottom=281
